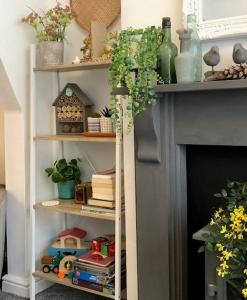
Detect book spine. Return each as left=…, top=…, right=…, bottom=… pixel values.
left=72, top=277, right=103, bottom=292
left=74, top=271, right=112, bottom=284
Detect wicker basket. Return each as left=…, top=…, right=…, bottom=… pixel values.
left=70, top=0, right=121, bottom=32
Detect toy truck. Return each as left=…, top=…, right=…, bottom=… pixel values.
left=41, top=255, right=64, bottom=274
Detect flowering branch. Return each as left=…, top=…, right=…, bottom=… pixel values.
left=22, top=2, right=74, bottom=42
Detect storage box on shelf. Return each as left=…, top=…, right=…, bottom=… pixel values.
left=30, top=46, right=123, bottom=300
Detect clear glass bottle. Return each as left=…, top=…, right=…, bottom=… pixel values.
left=187, top=14, right=202, bottom=82
left=175, top=29, right=195, bottom=83
left=158, top=17, right=178, bottom=84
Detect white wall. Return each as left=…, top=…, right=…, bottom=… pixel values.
left=121, top=0, right=183, bottom=45
left=0, top=108, right=5, bottom=184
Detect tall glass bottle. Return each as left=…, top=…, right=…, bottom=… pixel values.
left=158, top=17, right=178, bottom=84
left=187, top=14, right=202, bottom=82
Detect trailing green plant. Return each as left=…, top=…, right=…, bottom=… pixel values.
left=100, top=106, right=112, bottom=118
left=202, top=180, right=247, bottom=298
left=45, top=158, right=81, bottom=183
left=109, top=26, right=163, bottom=132
left=22, top=2, right=74, bottom=42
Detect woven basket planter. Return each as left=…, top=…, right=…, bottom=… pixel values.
left=100, top=117, right=113, bottom=133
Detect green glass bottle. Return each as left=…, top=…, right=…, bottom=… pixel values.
left=158, top=17, right=178, bottom=84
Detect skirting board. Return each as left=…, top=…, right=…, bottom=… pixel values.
left=2, top=274, right=53, bottom=298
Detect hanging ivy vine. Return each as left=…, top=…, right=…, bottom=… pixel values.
left=109, top=26, right=163, bottom=132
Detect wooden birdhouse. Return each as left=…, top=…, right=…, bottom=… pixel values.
left=53, top=83, right=93, bottom=134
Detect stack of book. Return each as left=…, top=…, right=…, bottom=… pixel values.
left=72, top=250, right=126, bottom=296
left=85, top=169, right=124, bottom=210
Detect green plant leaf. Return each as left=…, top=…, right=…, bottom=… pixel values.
left=45, top=167, right=54, bottom=177
left=51, top=172, right=64, bottom=183
left=198, top=246, right=205, bottom=253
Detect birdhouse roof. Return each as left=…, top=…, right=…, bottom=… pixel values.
left=58, top=227, right=87, bottom=239
left=52, top=83, right=93, bottom=107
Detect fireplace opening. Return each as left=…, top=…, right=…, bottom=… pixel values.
left=186, top=145, right=247, bottom=300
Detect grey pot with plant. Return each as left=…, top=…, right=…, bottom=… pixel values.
left=45, top=158, right=81, bottom=199
left=100, top=107, right=113, bottom=133
left=22, top=3, right=74, bottom=66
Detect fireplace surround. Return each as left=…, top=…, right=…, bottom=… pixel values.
left=122, top=80, right=247, bottom=300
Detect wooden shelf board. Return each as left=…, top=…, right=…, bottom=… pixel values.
left=34, top=135, right=116, bottom=143
left=33, top=271, right=115, bottom=299
left=34, top=61, right=111, bottom=72
left=113, top=79, right=247, bottom=95
left=33, top=200, right=121, bottom=221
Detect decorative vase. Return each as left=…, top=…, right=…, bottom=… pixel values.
left=87, top=117, right=100, bottom=132
left=100, top=117, right=113, bottom=133
left=36, top=41, right=64, bottom=66
left=57, top=180, right=76, bottom=199
left=187, top=14, right=202, bottom=82
left=158, top=17, right=178, bottom=84
left=175, top=29, right=195, bottom=83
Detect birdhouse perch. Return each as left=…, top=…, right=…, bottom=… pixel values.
left=53, top=83, right=93, bottom=135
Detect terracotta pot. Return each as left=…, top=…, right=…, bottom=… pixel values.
left=36, top=41, right=64, bottom=66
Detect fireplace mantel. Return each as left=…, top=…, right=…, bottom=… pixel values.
left=118, top=81, right=247, bottom=300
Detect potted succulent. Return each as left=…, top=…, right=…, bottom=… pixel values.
left=22, top=2, right=74, bottom=66
left=45, top=158, right=81, bottom=199
left=100, top=107, right=113, bottom=133
left=87, top=112, right=101, bottom=133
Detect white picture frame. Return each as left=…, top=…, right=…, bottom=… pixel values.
left=183, top=0, right=247, bottom=40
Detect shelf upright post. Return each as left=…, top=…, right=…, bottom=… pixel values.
left=122, top=96, right=139, bottom=300
left=30, top=44, right=37, bottom=300
left=55, top=70, right=67, bottom=229
left=115, top=95, right=123, bottom=300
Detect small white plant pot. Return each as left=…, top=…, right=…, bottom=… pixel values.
left=87, top=117, right=100, bottom=132
left=100, top=117, right=113, bottom=133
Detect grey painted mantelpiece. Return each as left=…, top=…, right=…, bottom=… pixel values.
left=116, top=80, right=247, bottom=300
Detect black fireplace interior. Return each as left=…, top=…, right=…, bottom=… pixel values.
left=186, top=145, right=247, bottom=300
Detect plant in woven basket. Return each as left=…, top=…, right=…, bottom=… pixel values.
left=100, top=107, right=113, bottom=133
left=109, top=26, right=163, bottom=132
left=100, top=106, right=112, bottom=118
left=202, top=181, right=247, bottom=299
left=22, top=2, right=74, bottom=42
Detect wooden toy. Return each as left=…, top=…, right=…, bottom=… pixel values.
left=41, top=255, right=64, bottom=274
left=48, top=227, right=91, bottom=257
left=53, top=83, right=93, bottom=134
left=59, top=255, right=77, bottom=275
left=92, top=237, right=109, bottom=252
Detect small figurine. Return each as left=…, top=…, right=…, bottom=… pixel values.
left=232, top=43, right=247, bottom=65
left=80, top=35, right=92, bottom=61
left=203, top=46, right=220, bottom=72
left=72, top=56, right=81, bottom=64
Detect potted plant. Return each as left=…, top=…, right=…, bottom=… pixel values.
left=22, top=2, right=74, bottom=66
left=202, top=181, right=247, bottom=299
left=109, top=26, right=163, bottom=132
left=100, top=107, right=113, bottom=133
left=45, top=158, right=81, bottom=199
left=87, top=112, right=101, bottom=133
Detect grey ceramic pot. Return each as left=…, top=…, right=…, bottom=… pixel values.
left=36, top=41, right=64, bottom=66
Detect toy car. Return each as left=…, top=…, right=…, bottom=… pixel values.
left=41, top=255, right=64, bottom=274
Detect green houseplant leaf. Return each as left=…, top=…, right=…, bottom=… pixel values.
left=45, top=158, right=81, bottom=184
